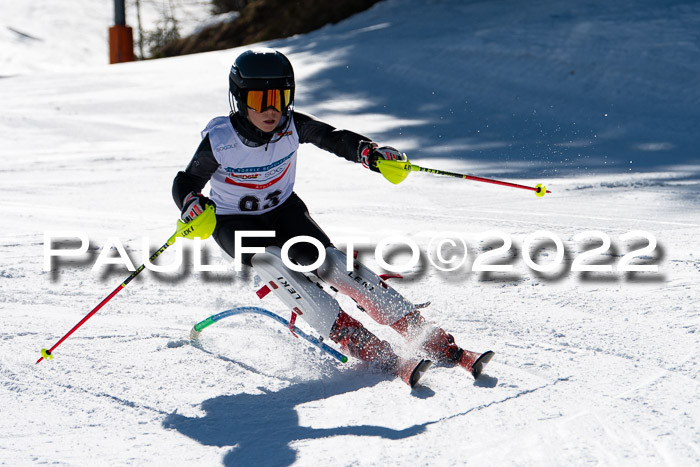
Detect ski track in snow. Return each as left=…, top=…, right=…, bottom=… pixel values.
left=2, top=0, right=700, bottom=465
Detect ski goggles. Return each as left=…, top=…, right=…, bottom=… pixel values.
left=246, top=89, right=292, bottom=113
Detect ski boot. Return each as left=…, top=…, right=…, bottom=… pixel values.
left=392, top=310, right=494, bottom=379
left=330, top=311, right=431, bottom=388
left=423, top=328, right=494, bottom=379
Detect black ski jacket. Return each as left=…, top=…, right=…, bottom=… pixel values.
left=172, top=111, right=369, bottom=210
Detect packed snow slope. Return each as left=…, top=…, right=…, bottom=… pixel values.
left=1, top=0, right=699, bottom=465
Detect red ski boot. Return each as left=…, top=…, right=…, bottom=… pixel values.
left=422, top=327, right=494, bottom=379
left=395, top=358, right=432, bottom=388
left=392, top=311, right=493, bottom=379
left=330, top=311, right=431, bottom=388
left=457, top=349, right=495, bottom=380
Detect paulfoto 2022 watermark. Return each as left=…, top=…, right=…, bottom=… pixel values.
left=43, top=230, right=660, bottom=278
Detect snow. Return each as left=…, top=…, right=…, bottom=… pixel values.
left=1, top=0, right=699, bottom=465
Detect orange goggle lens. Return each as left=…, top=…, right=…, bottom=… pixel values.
left=246, top=89, right=292, bottom=113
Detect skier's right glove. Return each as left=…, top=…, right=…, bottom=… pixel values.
left=358, top=141, right=407, bottom=173
left=181, top=192, right=215, bottom=223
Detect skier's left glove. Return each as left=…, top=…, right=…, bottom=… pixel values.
left=181, top=192, right=215, bottom=223
left=358, top=141, right=407, bottom=173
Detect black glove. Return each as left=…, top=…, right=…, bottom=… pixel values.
left=358, top=141, right=407, bottom=173
left=181, top=192, right=215, bottom=223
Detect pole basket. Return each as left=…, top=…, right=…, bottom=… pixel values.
left=109, top=25, right=135, bottom=64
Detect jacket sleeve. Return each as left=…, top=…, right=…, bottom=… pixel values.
left=293, top=111, right=370, bottom=163
left=172, top=134, right=220, bottom=210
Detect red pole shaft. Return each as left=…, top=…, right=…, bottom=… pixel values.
left=36, top=284, right=125, bottom=363
left=415, top=166, right=551, bottom=193
left=461, top=173, right=549, bottom=193
left=36, top=237, right=173, bottom=364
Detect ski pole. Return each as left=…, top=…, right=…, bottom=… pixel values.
left=375, top=159, right=551, bottom=196
left=36, top=205, right=217, bottom=364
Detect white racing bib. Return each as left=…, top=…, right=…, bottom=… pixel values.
left=203, top=116, right=299, bottom=215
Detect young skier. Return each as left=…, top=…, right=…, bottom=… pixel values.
left=172, top=48, right=493, bottom=387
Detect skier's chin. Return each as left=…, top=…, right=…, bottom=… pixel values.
left=259, top=121, right=278, bottom=132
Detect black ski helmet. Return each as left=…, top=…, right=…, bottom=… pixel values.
left=229, top=49, right=295, bottom=117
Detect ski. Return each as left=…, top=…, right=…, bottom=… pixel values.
left=470, top=350, right=495, bottom=379
left=396, top=358, right=432, bottom=388
left=409, top=359, right=432, bottom=388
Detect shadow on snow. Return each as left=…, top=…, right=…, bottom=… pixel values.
left=163, top=373, right=427, bottom=466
